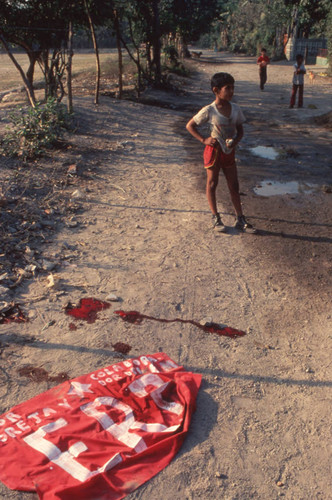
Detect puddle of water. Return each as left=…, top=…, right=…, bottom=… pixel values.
left=254, top=180, right=317, bottom=196
left=250, top=146, right=279, bottom=160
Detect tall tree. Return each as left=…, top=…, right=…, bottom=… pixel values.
left=118, top=0, right=219, bottom=86
left=0, top=30, right=36, bottom=107
left=0, top=0, right=80, bottom=102
left=160, top=0, right=220, bottom=44
left=66, top=22, right=74, bottom=113
left=113, top=8, right=124, bottom=98
left=285, top=0, right=331, bottom=38
left=327, top=5, right=332, bottom=72
left=84, top=0, right=101, bottom=104
left=0, top=0, right=113, bottom=105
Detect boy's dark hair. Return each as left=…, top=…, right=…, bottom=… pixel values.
left=296, top=54, right=304, bottom=61
left=211, top=72, right=234, bottom=91
left=261, top=48, right=267, bottom=52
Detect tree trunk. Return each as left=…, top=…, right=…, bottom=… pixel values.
left=26, top=50, right=39, bottom=94
left=84, top=0, right=100, bottom=105
left=290, top=6, right=299, bottom=39
left=49, top=50, right=59, bottom=99
left=136, top=46, right=142, bottom=97
left=119, top=18, right=144, bottom=96
left=113, top=9, right=123, bottom=99
left=0, top=32, right=36, bottom=107
left=66, top=22, right=74, bottom=113
left=37, top=49, right=50, bottom=100
left=146, top=42, right=152, bottom=78
left=151, top=0, right=162, bottom=85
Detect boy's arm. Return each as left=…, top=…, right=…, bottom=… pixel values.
left=186, top=118, right=216, bottom=146
left=232, top=124, right=244, bottom=147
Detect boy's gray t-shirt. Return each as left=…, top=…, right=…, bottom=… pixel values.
left=292, top=63, right=306, bottom=85
left=193, top=101, right=245, bottom=154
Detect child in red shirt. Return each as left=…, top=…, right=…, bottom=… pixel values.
left=257, top=48, right=270, bottom=90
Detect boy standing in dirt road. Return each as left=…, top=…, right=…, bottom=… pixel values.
left=186, top=72, right=256, bottom=233
left=257, top=48, right=270, bottom=90
left=289, top=54, right=306, bottom=108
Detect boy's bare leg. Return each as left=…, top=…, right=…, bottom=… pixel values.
left=298, top=84, right=304, bottom=107
left=222, top=164, right=243, bottom=216
left=290, top=84, right=298, bottom=108
left=206, top=166, right=220, bottom=215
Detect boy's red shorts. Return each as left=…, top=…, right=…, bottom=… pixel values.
left=203, top=144, right=235, bottom=169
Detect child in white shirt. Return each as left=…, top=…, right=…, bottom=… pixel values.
left=290, top=54, right=306, bottom=108
left=186, top=72, right=256, bottom=233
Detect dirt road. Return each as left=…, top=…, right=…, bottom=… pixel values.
left=1, top=51, right=331, bottom=499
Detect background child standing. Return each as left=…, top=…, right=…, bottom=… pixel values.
left=257, top=48, right=270, bottom=91
left=186, top=72, right=255, bottom=233
left=290, top=54, right=306, bottom=108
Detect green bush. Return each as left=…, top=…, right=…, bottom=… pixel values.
left=0, top=98, right=73, bottom=160
left=327, top=6, right=332, bottom=75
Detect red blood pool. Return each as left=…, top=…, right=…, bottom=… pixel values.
left=114, top=310, right=143, bottom=324
left=112, top=342, right=132, bottom=354
left=0, top=304, right=27, bottom=324
left=17, top=365, right=69, bottom=383
left=114, top=310, right=245, bottom=338
left=66, top=298, right=110, bottom=323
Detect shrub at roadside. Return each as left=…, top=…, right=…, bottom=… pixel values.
left=0, top=98, right=73, bottom=161
left=327, top=5, right=332, bottom=75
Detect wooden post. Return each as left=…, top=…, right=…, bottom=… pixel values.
left=304, top=45, right=308, bottom=64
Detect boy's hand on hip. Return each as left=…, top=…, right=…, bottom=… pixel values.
left=204, top=137, right=217, bottom=146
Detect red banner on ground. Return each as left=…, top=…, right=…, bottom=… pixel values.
left=0, top=353, right=201, bottom=499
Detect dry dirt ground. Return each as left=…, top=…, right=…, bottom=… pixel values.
left=0, top=51, right=332, bottom=499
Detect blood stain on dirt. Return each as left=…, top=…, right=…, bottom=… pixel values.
left=65, top=298, right=110, bottom=323
left=114, top=310, right=245, bottom=338
left=18, top=365, right=69, bottom=383
left=0, top=304, right=27, bottom=324
left=112, top=342, right=132, bottom=354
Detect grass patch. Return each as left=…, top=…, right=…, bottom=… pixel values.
left=0, top=50, right=121, bottom=93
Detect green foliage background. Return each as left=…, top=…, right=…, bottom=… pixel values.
left=327, top=5, right=332, bottom=73
left=0, top=0, right=330, bottom=103
left=202, top=0, right=330, bottom=58
left=1, top=98, right=73, bottom=160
